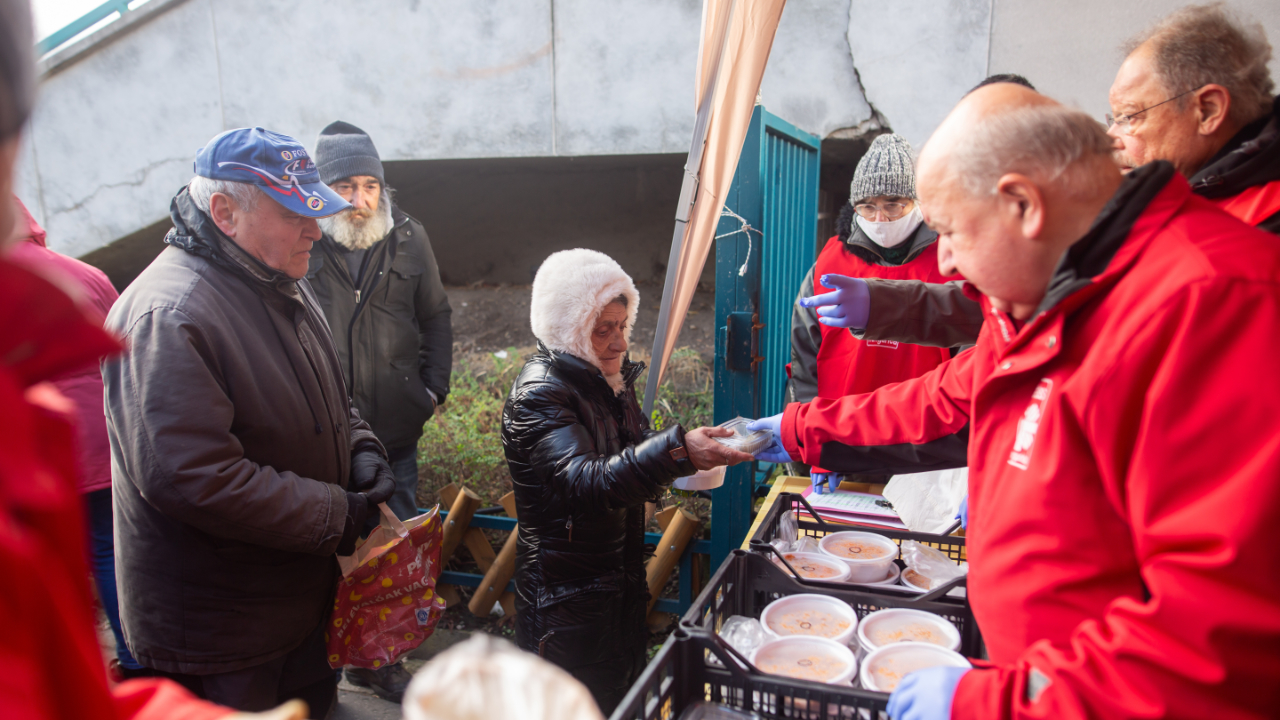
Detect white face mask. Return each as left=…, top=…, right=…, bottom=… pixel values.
left=855, top=205, right=924, bottom=249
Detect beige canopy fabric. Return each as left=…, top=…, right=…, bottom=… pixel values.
left=642, top=0, right=788, bottom=416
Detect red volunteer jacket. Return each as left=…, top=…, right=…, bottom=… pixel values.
left=813, top=238, right=953, bottom=398
left=0, top=256, right=230, bottom=720
left=781, top=164, right=1280, bottom=719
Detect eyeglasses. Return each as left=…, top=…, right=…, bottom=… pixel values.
left=1105, top=87, right=1201, bottom=134
left=853, top=200, right=912, bottom=220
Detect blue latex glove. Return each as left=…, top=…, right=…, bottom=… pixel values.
left=746, top=414, right=792, bottom=464
left=799, top=274, right=871, bottom=329
left=956, top=495, right=969, bottom=529
left=887, top=666, right=969, bottom=720
left=810, top=471, right=841, bottom=494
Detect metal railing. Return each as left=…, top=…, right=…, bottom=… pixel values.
left=36, top=0, right=141, bottom=58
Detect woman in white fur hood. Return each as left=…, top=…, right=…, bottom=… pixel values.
left=501, top=249, right=751, bottom=712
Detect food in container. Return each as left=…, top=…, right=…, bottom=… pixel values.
left=859, top=641, right=971, bottom=692
left=712, top=416, right=774, bottom=455
left=818, top=531, right=899, bottom=582
left=772, top=552, right=851, bottom=583
left=751, top=636, right=857, bottom=685
left=760, top=594, right=858, bottom=646
left=856, top=608, right=962, bottom=653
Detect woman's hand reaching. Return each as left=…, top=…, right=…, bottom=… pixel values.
left=685, top=427, right=757, bottom=471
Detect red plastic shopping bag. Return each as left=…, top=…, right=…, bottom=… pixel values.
left=326, top=503, right=447, bottom=669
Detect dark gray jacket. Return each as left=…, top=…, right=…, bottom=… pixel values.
left=306, top=208, right=452, bottom=451
left=103, top=189, right=382, bottom=674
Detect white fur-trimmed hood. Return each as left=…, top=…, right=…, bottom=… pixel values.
left=530, top=249, right=640, bottom=394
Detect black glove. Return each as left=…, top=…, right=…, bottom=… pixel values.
left=336, top=491, right=371, bottom=556
left=350, top=446, right=395, bottom=505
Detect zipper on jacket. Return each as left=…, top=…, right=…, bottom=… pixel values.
left=354, top=288, right=361, bottom=303
left=566, top=516, right=573, bottom=542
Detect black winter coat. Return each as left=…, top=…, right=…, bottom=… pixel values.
left=501, top=346, right=693, bottom=712
left=306, top=208, right=452, bottom=451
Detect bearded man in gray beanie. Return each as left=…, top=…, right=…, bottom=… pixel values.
left=306, top=120, right=452, bottom=702
left=786, top=133, right=957, bottom=494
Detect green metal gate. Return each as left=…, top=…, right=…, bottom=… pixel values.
left=710, top=105, right=820, bottom=569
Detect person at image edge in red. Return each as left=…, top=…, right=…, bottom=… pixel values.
left=750, top=85, right=1280, bottom=718
left=0, top=1, right=295, bottom=718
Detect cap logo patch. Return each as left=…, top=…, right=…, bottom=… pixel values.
left=217, top=160, right=326, bottom=205
left=281, top=150, right=293, bottom=160
left=307, top=196, right=324, bottom=211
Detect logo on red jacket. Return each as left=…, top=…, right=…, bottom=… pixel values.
left=1008, top=378, right=1053, bottom=470
left=864, top=340, right=899, bottom=349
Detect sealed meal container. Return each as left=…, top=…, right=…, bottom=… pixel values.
left=856, top=608, right=961, bottom=653
left=772, top=551, right=851, bottom=583
left=759, top=593, right=858, bottom=646
left=713, top=416, right=775, bottom=455
left=859, top=641, right=971, bottom=693
left=751, top=636, right=858, bottom=685
left=819, top=531, right=899, bottom=582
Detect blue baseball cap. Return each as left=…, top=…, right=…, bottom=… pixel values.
left=193, top=127, right=351, bottom=218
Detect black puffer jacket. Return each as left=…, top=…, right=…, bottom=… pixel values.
left=502, top=346, right=693, bottom=712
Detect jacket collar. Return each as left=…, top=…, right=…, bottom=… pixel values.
left=538, top=342, right=644, bottom=395
left=1034, top=161, right=1177, bottom=316
left=1189, top=95, right=1280, bottom=199
left=0, top=257, right=123, bottom=388
left=835, top=201, right=938, bottom=265
left=165, top=187, right=300, bottom=299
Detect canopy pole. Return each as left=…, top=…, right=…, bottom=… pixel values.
left=642, top=0, right=737, bottom=418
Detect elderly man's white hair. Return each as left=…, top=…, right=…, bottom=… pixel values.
left=1125, top=2, right=1274, bottom=127
left=187, top=176, right=261, bottom=214
left=938, top=102, right=1114, bottom=199
left=403, top=635, right=604, bottom=720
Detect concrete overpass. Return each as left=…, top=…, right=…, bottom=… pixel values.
left=17, top=0, right=1279, bottom=288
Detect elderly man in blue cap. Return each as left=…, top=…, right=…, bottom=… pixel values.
left=103, top=127, right=396, bottom=715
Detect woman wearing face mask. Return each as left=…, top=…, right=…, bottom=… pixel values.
left=502, top=249, right=753, bottom=713
left=786, top=133, right=955, bottom=494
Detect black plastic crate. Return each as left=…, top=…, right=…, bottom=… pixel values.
left=681, top=550, right=982, bottom=656
left=749, top=492, right=967, bottom=564
left=611, top=628, right=892, bottom=720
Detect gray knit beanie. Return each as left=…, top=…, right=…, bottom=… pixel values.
left=849, top=133, right=916, bottom=204
left=315, top=121, right=385, bottom=184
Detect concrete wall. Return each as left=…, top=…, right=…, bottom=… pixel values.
left=17, top=0, right=880, bottom=267
left=16, top=0, right=1280, bottom=281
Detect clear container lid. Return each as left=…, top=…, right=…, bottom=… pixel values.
left=859, top=641, right=970, bottom=692
left=857, top=608, right=962, bottom=652
left=751, top=636, right=857, bottom=685
left=713, top=416, right=774, bottom=455
left=760, top=593, right=858, bottom=644
left=773, top=552, right=851, bottom=583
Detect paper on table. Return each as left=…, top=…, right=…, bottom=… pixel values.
left=882, top=468, right=968, bottom=534
left=803, top=489, right=900, bottom=518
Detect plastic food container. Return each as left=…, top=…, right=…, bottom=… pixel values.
left=856, top=608, right=962, bottom=653
left=818, top=531, right=899, bottom=582
left=713, top=417, right=775, bottom=455
left=846, top=562, right=900, bottom=587
left=760, top=594, right=858, bottom=645
left=859, top=641, right=971, bottom=693
left=772, top=552, right=851, bottom=583
left=751, top=636, right=858, bottom=685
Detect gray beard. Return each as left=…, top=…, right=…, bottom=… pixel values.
left=320, top=197, right=394, bottom=251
